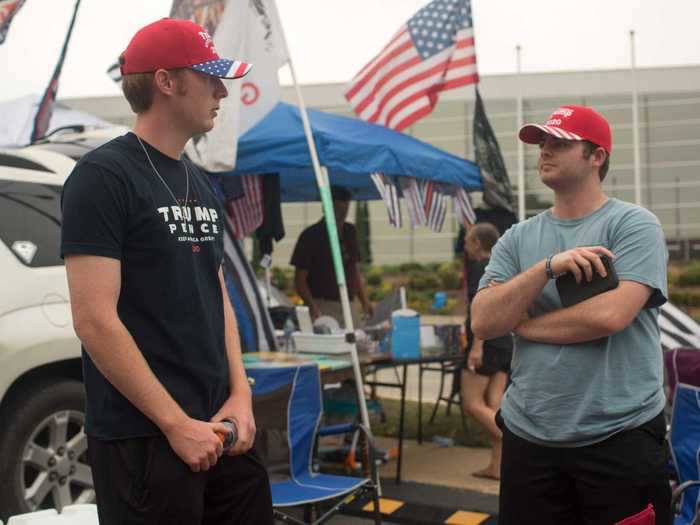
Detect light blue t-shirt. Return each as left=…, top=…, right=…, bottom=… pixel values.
left=479, top=198, right=668, bottom=447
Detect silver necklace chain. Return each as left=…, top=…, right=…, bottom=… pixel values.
left=136, top=135, right=189, bottom=221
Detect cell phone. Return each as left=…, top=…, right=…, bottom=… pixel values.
left=555, top=254, right=618, bottom=307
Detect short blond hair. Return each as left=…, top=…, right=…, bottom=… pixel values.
left=119, top=54, right=188, bottom=114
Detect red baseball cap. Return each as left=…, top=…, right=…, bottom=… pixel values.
left=519, top=105, right=612, bottom=154
left=120, top=18, right=252, bottom=79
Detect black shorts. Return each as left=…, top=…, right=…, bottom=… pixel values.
left=466, top=343, right=512, bottom=376
left=496, top=410, right=671, bottom=525
left=88, top=435, right=273, bottom=525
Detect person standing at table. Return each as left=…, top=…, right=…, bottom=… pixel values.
left=291, top=185, right=373, bottom=327
left=471, top=105, right=669, bottom=524
left=461, top=223, right=512, bottom=481
left=61, top=18, right=272, bottom=524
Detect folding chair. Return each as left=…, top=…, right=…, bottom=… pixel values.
left=670, top=383, right=700, bottom=525
left=247, top=363, right=381, bottom=525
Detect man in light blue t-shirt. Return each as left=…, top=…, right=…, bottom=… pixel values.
left=472, top=105, right=670, bottom=524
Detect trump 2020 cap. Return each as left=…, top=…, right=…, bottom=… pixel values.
left=519, top=105, right=612, bottom=154
left=120, top=18, right=252, bottom=79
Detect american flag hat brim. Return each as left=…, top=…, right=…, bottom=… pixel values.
left=518, top=124, right=583, bottom=145
left=190, top=58, right=253, bottom=79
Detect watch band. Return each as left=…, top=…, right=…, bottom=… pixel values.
left=545, top=255, right=556, bottom=279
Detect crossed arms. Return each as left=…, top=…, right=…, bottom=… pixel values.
left=471, top=246, right=653, bottom=345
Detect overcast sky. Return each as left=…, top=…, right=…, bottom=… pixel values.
left=0, top=0, right=698, bottom=103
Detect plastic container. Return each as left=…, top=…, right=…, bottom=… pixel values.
left=390, top=309, right=421, bottom=359
left=292, top=332, right=350, bottom=354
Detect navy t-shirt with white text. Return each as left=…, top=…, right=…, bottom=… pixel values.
left=61, top=132, right=228, bottom=440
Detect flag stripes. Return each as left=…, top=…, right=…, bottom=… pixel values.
left=345, top=0, right=479, bottom=131
left=660, top=302, right=700, bottom=351
left=225, top=175, right=264, bottom=239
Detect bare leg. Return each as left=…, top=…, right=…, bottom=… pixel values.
left=481, top=371, right=508, bottom=479
left=461, top=369, right=500, bottom=440
left=462, top=369, right=502, bottom=479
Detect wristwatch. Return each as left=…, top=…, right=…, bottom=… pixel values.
left=545, top=255, right=557, bottom=279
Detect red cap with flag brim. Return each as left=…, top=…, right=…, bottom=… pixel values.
left=120, top=18, right=252, bottom=80
left=519, top=105, right=612, bottom=154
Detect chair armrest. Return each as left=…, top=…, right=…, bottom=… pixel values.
left=671, top=480, right=700, bottom=517
left=318, top=424, right=377, bottom=448
left=318, top=423, right=357, bottom=437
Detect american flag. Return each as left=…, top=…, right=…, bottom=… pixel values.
left=225, top=175, right=264, bottom=239
left=399, top=176, right=427, bottom=227
left=454, top=187, right=476, bottom=225
left=345, top=0, right=478, bottom=131
left=370, top=173, right=402, bottom=227
left=0, top=0, right=25, bottom=45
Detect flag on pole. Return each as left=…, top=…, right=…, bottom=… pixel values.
left=370, top=173, right=402, bottom=227
left=473, top=87, right=515, bottom=212
left=106, top=1, right=228, bottom=85
left=399, top=176, right=427, bottom=227
left=0, top=0, right=25, bottom=44
left=184, top=0, right=289, bottom=172
left=344, top=0, right=478, bottom=131
left=454, top=187, right=476, bottom=225
left=169, top=0, right=226, bottom=35
left=30, top=0, right=81, bottom=143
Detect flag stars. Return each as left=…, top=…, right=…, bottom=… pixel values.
left=408, top=0, right=472, bottom=59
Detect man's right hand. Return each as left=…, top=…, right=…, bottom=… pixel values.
left=550, top=246, right=615, bottom=283
left=163, top=417, right=230, bottom=472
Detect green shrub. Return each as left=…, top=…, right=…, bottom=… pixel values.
left=408, top=298, right=430, bottom=313
left=437, top=262, right=461, bottom=290
left=270, top=267, right=288, bottom=290
left=424, top=262, right=441, bottom=272
left=366, top=269, right=383, bottom=286
left=670, top=290, right=700, bottom=307
left=381, top=264, right=401, bottom=275
left=399, top=262, right=424, bottom=272
left=408, top=272, right=441, bottom=291
left=368, top=287, right=386, bottom=302
left=678, top=262, right=700, bottom=286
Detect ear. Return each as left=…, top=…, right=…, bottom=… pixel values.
left=590, top=146, right=607, bottom=170
left=153, top=69, right=177, bottom=96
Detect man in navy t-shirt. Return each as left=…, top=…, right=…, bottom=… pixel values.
left=61, top=18, right=272, bottom=524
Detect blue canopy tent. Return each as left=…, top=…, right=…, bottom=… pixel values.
left=230, top=102, right=482, bottom=201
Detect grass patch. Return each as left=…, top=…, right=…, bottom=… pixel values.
left=368, top=397, right=490, bottom=448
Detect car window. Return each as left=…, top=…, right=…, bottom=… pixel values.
left=0, top=181, right=63, bottom=267
left=0, top=153, right=53, bottom=172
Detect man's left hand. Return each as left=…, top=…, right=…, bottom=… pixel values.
left=211, top=395, right=256, bottom=456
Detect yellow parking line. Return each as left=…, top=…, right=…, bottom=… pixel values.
left=444, top=510, right=491, bottom=524
left=362, top=497, right=405, bottom=514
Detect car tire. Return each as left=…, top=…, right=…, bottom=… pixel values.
left=0, top=380, right=94, bottom=519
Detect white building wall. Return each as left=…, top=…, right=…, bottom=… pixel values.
left=63, top=65, right=700, bottom=265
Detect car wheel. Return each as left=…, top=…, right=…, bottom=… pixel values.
left=0, top=380, right=94, bottom=518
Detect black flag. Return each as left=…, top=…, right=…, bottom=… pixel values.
left=473, top=87, right=515, bottom=213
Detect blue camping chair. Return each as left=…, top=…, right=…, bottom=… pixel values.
left=670, top=382, right=700, bottom=524
left=247, top=363, right=381, bottom=525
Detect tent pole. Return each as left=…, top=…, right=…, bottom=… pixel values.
left=280, top=30, right=373, bottom=447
